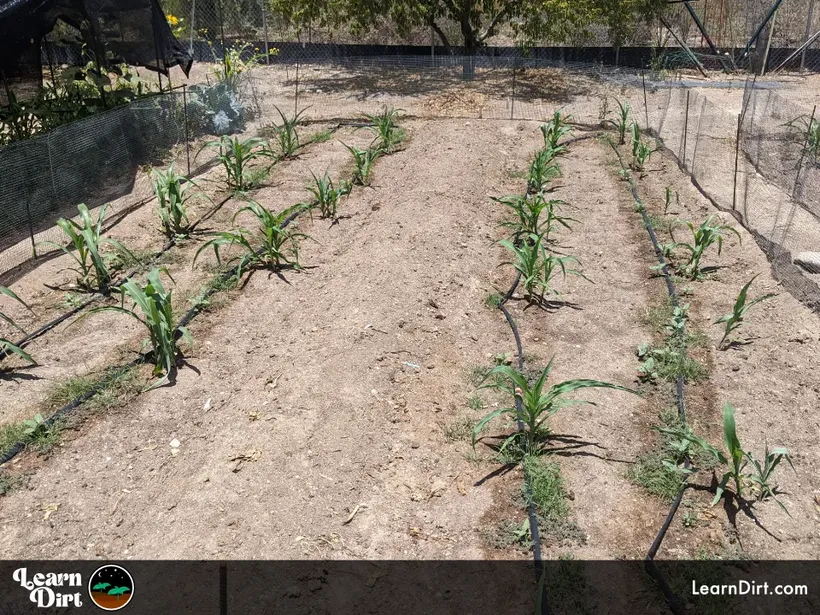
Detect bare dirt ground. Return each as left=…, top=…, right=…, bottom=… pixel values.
left=0, top=119, right=543, bottom=559
left=2, top=60, right=820, bottom=583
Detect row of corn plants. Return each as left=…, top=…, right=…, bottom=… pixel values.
left=0, top=106, right=340, bottom=367
left=0, top=108, right=404, bottom=468
left=606, top=107, right=794, bottom=521
left=472, top=112, right=639, bottom=572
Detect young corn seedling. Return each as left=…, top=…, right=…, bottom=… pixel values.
left=630, top=123, right=656, bottom=171
left=40, top=203, right=136, bottom=292
left=785, top=114, right=820, bottom=162
left=267, top=105, right=307, bottom=159
left=714, top=274, right=776, bottom=349
left=658, top=402, right=794, bottom=514
left=0, top=285, right=35, bottom=364
left=472, top=360, right=636, bottom=455
left=194, top=201, right=308, bottom=279
left=493, top=194, right=575, bottom=240
left=670, top=215, right=741, bottom=279
left=83, top=269, right=191, bottom=389
left=605, top=99, right=631, bottom=145
left=540, top=110, right=572, bottom=152
left=527, top=148, right=561, bottom=194
left=343, top=143, right=380, bottom=185
left=363, top=107, right=404, bottom=153
left=500, top=234, right=589, bottom=305
left=152, top=164, right=203, bottom=238
left=202, top=135, right=273, bottom=191
left=304, top=170, right=352, bottom=220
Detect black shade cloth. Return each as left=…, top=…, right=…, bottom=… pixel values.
left=0, top=0, right=191, bottom=95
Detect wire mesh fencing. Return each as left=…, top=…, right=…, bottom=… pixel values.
left=0, top=69, right=267, bottom=278
left=646, top=75, right=820, bottom=309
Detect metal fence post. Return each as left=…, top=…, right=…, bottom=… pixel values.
left=682, top=90, right=690, bottom=166
left=294, top=61, right=300, bottom=117
left=732, top=113, right=741, bottom=211
left=182, top=84, right=191, bottom=176
left=510, top=59, right=517, bottom=120
left=261, top=0, right=271, bottom=64
left=642, top=71, right=649, bottom=128
left=801, top=0, right=816, bottom=71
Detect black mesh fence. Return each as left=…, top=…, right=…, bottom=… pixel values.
left=646, top=75, right=820, bottom=309
left=0, top=69, right=265, bottom=277
left=3, top=41, right=819, bottom=306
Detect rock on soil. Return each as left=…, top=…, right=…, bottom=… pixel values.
left=793, top=252, right=820, bottom=273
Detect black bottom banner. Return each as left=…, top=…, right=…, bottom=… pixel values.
left=0, top=560, right=817, bottom=614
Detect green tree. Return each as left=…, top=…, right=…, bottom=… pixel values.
left=268, top=0, right=665, bottom=51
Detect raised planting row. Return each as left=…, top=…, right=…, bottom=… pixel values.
left=0, top=108, right=405, bottom=465
left=472, top=112, right=644, bottom=609
left=602, top=101, right=814, bottom=609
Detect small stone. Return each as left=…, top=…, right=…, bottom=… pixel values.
left=169, top=439, right=180, bottom=448
left=794, top=252, right=820, bottom=274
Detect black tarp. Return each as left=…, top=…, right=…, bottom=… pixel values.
left=0, top=0, right=191, bottom=97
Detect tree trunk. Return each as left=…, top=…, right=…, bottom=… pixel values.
left=459, top=9, right=477, bottom=80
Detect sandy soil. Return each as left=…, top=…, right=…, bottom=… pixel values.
left=0, top=119, right=545, bottom=559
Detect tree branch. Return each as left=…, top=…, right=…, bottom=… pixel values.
left=477, top=3, right=514, bottom=43
left=430, top=20, right=451, bottom=47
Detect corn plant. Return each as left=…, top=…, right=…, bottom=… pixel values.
left=343, top=143, right=380, bottom=185
left=0, top=285, right=35, bottom=364
left=194, top=201, right=307, bottom=278
left=714, top=275, right=776, bottom=349
left=630, top=123, right=656, bottom=171
left=500, top=234, right=589, bottom=304
left=363, top=107, right=404, bottom=153
left=304, top=170, right=352, bottom=219
left=493, top=194, right=575, bottom=240
left=40, top=203, right=135, bottom=292
left=658, top=403, right=794, bottom=514
left=152, top=164, right=203, bottom=238
left=527, top=148, right=561, bottom=194
left=210, top=43, right=265, bottom=92
left=605, top=99, right=631, bottom=145
left=540, top=110, right=572, bottom=152
left=202, top=135, right=273, bottom=191
left=785, top=114, right=820, bottom=163
left=670, top=215, right=741, bottom=279
left=267, top=105, right=307, bottom=159
left=84, top=269, right=191, bottom=388
left=472, top=360, right=636, bottom=455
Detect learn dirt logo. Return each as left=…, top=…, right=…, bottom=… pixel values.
left=87, top=564, right=134, bottom=611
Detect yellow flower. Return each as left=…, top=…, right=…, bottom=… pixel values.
left=166, top=14, right=179, bottom=26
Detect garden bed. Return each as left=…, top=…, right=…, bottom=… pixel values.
left=0, top=84, right=818, bottom=609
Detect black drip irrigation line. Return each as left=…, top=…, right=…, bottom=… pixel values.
left=610, top=141, right=691, bottom=615
left=0, top=206, right=302, bottom=469
left=0, top=356, right=145, bottom=466
left=496, top=273, right=549, bottom=615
